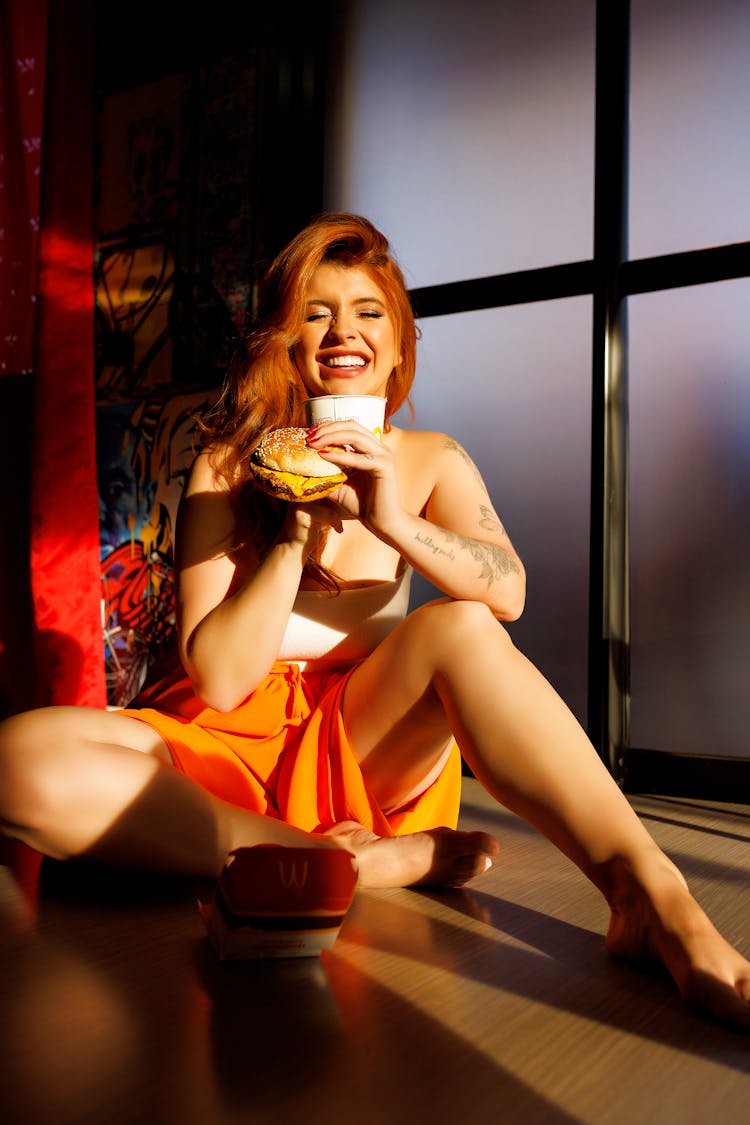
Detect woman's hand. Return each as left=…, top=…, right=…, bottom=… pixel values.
left=280, top=496, right=344, bottom=559
left=306, top=421, right=403, bottom=536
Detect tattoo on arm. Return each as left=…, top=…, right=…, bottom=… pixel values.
left=478, top=503, right=506, bottom=537
left=428, top=441, right=518, bottom=587
left=415, top=531, right=457, bottom=561
left=415, top=527, right=520, bottom=587
left=441, top=437, right=486, bottom=490
left=458, top=534, right=521, bottom=586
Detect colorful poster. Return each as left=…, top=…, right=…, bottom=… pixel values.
left=97, top=390, right=217, bottom=707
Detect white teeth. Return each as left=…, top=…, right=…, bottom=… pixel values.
left=324, top=355, right=366, bottom=367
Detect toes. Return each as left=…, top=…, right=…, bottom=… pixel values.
left=687, top=972, right=750, bottom=1031
left=415, top=844, right=496, bottom=889
left=470, top=831, right=500, bottom=860
left=450, top=852, right=494, bottom=885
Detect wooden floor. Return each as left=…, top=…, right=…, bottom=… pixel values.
left=1, top=779, right=749, bottom=1124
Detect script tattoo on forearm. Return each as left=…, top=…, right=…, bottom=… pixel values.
left=415, top=531, right=457, bottom=561
left=416, top=526, right=520, bottom=588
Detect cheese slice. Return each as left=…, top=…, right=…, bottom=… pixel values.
left=274, top=470, right=345, bottom=496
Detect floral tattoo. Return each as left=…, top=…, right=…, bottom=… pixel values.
left=455, top=532, right=520, bottom=585
left=428, top=439, right=518, bottom=586
left=415, top=527, right=519, bottom=587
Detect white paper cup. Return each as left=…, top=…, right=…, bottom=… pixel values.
left=304, top=395, right=386, bottom=439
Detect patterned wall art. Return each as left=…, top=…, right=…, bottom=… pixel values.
left=94, top=54, right=263, bottom=704
left=93, top=20, right=327, bottom=704
left=98, top=390, right=217, bottom=707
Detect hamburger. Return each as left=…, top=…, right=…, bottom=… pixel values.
left=250, top=426, right=348, bottom=501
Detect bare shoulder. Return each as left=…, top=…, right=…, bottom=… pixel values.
left=389, top=426, right=457, bottom=459
left=435, top=432, right=487, bottom=485
left=184, top=447, right=233, bottom=496
left=392, top=427, right=487, bottom=489
left=176, top=447, right=245, bottom=571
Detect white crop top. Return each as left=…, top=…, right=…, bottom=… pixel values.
left=277, top=565, right=413, bottom=666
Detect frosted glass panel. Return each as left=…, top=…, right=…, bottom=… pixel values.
left=393, top=298, right=591, bottom=724
left=629, top=281, right=750, bottom=757
left=325, top=0, right=595, bottom=288
left=630, top=0, right=750, bottom=258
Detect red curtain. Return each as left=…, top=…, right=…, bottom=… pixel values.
left=0, top=0, right=45, bottom=377
left=0, top=0, right=105, bottom=715
left=30, top=0, right=104, bottom=709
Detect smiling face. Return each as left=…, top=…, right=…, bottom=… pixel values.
left=292, top=263, right=400, bottom=399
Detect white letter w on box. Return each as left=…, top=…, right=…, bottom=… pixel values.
left=278, top=860, right=309, bottom=889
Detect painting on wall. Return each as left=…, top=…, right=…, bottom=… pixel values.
left=97, top=390, right=218, bottom=708
left=94, top=55, right=263, bottom=702
left=94, top=55, right=261, bottom=403
left=93, top=22, right=327, bottom=703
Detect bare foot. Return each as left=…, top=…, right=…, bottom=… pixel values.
left=324, top=821, right=499, bottom=889
left=605, top=856, right=750, bottom=1030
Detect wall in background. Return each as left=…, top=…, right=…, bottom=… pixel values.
left=92, top=7, right=332, bottom=704
left=628, top=0, right=750, bottom=758
left=324, top=0, right=750, bottom=758
left=324, top=0, right=596, bottom=725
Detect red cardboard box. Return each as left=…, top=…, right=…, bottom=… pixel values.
left=199, top=844, right=358, bottom=960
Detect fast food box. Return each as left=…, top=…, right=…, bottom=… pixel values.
left=199, top=845, right=358, bottom=960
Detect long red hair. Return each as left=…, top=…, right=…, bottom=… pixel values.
left=200, top=212, right=418, bottom=479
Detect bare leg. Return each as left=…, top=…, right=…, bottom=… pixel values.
left=341, top=599, right=750, bottom=1029
left=0, top=706, right=495, bottom=888
left=0, top=707, right=340, bottom=875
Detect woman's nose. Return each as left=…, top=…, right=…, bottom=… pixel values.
left=326, top=314, right=356, bottom=341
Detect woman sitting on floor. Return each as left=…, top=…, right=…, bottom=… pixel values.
left=1, top=211, right=748, bottom=1029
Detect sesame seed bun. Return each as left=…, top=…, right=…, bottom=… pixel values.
left=250, top=427, right=347, bottom=501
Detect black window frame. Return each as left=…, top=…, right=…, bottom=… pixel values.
left=409, top=0, right=750, bottom=801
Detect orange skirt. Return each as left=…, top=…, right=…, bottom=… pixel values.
left=121, top=659, right=461, bottom=839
